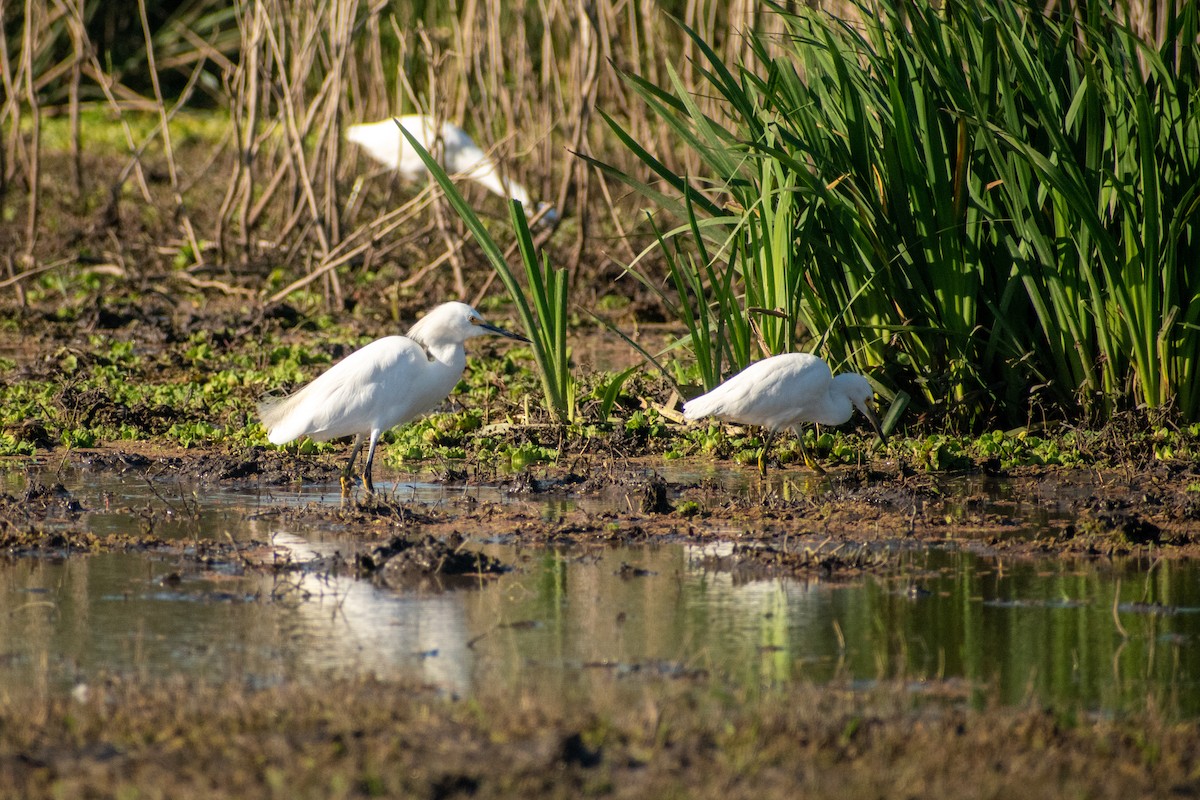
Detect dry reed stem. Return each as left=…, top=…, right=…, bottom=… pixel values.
left=261, top=12, right=331, bottom=256
left=221, top=0, right=267, bottom=264
left=20, top=0, right=40, bottom=265
left=138, top=0, right=203, bottom=268
left=0, top=2, right=13, bottom=196
left=53, top=0, right=85, bottom=198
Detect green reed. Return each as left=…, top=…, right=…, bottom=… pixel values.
left=597, top=0, right=1200, bottom=425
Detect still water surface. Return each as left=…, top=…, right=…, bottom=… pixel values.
left=2, top=468, right=1198, bottom=714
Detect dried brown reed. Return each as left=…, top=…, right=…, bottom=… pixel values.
left=0, top=0, right=1182, bottom=307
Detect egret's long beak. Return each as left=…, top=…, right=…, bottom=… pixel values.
left=861, top=401, right=888, bottom=446
left=472, top=317, right=530, bottom=342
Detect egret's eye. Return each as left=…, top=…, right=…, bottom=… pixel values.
left=468, top=316, right=483, bottom=326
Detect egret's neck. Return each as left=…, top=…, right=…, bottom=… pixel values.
left=468, top=163, right=532, bottom=205
left=816, top=378, right=858, bottom=426
left=407, top=335, right=466, bottom=369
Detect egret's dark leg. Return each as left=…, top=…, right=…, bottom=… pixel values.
left=340, top=434, right=365, bottom=494
left=757, top=430, right=776, bottom=476
left=792, top=426, right=826, bottom=475
left=360, top=430, right=381, bottom=494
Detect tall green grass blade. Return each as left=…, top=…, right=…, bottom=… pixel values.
left=398, top=123, right=574, bottom=423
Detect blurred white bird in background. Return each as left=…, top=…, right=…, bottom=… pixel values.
left=258, top=301, right=528, bottom=494
left=682, top=352, right=887, bottom=474
left=346, top=115, right=557, bottom=222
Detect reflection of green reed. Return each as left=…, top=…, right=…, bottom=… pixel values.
left=468, top=543, right=1200, bottom=715
left=832, top=553, right=1200, bottom=714
left=540, top=551, right=569, bottom=668
left=756, top=582, right=792, bottom=685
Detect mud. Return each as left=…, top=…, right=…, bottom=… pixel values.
left=5, top=450, right=1200, bottom=571
left=359, top=532, right=508, bottom=587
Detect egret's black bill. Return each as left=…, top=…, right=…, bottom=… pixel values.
left=476, top=320, right=530, bottom=342
left=864, top=404, right=888, bottom=445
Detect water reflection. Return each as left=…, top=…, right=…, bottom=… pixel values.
left=0, top=468, right=1197, bottom=716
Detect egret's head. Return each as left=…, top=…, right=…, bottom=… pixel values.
left=466, top=307, right=529, bottom=342
left=835, top=373, right=887, bottom=444
left=408, top=302, right=529, bottom=346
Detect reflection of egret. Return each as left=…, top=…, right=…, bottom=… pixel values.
left=258, top=302, right=527, bottom=493
left=682, top=353, right=886, bottom=473
left=347, top=115, right=557, bottom=222
left=268, top=534, right=475, bottom=694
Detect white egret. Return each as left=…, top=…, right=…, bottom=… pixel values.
left=258, top=302, right=528, bottom=493
left=682, top=353, right=886, bottom=473
left=346, top=115, right=557, bottom=222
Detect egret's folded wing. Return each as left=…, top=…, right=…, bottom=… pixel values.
left=258, top=337, right=427, bottom=444
left=683, top=355, right=829, bottom=429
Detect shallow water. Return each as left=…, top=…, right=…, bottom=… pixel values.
left=2, top=467, right=1199, bottom=715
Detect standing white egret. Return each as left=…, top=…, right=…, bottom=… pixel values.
left=258, top=302, right=528, bottom=493
left=346, top=115, right=557, bottom=222
left=682, top=353, right=886, bottom=474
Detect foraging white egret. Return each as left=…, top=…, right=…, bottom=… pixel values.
left=258, top=302, right=528, bottom=493
left=346, top=115, right=557, bottom=222
left=682, top=353, right=886, bottom=473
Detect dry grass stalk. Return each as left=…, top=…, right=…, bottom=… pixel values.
left=20, top=0, right=41, bottom=265
left=137, top=0, right=203, bottom=268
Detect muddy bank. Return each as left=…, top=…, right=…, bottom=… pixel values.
left=2, top=674, right=1196, bottom=800
left=5, top=449, right=1200, bottom=573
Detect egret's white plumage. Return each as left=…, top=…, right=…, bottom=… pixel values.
left=258, top=301, right=527, bottom=492
left=682, top=353, right=885, bottom=472
left=346, top=115, right=557, bottom=222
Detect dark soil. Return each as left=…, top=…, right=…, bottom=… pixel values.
left=359, top=532, right=508, bottom=587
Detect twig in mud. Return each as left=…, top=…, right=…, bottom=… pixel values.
left=173, top=272, right=257, bottom=297
left=0, top=256, right=72, bottom=290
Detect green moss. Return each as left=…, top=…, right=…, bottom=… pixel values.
left=30, top=108, right=231, bottom=154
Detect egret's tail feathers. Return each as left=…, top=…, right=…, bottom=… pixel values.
left=257, top=390, right=311, bottom=445
left=682, top=393, right=718, bottom=421
left=345, top=122, right=389, bottom=155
